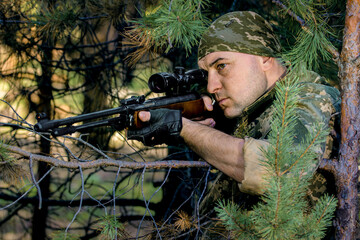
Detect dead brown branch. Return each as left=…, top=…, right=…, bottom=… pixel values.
left=3, top=143, right=211, bottom=170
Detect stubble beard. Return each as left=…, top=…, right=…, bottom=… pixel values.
left=226, top=74, right=268, bottom=119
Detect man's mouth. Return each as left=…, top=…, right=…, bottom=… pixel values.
left=218, top=97, right=229, bottom=107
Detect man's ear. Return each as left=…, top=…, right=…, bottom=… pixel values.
left=260, top=56, right=274, bottom=71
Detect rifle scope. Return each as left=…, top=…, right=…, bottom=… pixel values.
left=148, top=67, right=207, bottom=94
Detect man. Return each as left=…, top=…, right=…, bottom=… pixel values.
left=129, top=11, right=340, bottom=197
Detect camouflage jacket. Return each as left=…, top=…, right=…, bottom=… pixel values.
left=201, top=70, right=340, bottom=212
left=235, top=70, right=341, bottom=196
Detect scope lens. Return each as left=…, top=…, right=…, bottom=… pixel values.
left=148, top=73, right=177, bottom=93
left=148, top=75, right=165, bottom=92
left=148, top=69, right=207, bottom=94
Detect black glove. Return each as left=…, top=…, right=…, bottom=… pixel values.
left=127, top=109, right=182, bottom=146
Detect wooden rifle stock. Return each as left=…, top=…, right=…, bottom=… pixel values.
left=133, top=98, right=206, bottom=128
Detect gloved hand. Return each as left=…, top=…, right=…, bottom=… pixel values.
left=127, top=109, right=182, bottom=146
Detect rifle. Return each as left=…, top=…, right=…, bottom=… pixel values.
left=34, top=67, right=208, bottom=137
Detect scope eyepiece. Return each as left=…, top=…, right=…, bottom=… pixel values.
left=148, top=67, right=207, bottom=94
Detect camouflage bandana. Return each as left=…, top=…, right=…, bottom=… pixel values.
left=198, top=11, right=281, bottom=61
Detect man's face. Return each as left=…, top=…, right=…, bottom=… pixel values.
left=198, top=51, right=269, bottom=118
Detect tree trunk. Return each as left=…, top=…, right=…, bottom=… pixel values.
left=81, top=19, right=118, bottom=149
left=31, top=33, right=54, bottom=240
left=335, top=1, right=360, bottom=239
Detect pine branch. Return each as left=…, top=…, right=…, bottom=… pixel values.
left=303, top=194, right=337, bottom=239
left=96, top=215, right=130, bottom=240
left=274, top=89, right=289, bottom=175
left=122, top=0, right=210, bottom=65
left=216, top=200, right=243, bottom=232
left=281, top=128, right=321, bottom=175
left=50, top=231, right=80, bottom=240
left=273, top=0, right=340, bottom=63
left=214, top=200, right=258, bottom=239
left=0, top=141, right=28, bottom=184
left=316, top=195, right=336, bottom=225
left=272, top=0, right=306, bottom=26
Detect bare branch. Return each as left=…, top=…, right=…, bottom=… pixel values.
left=65, top=165, right=85, bottom=236
left=138, top=166, right=162, bottom=239
left=29, top=154, right=42, bottom=209
left=0, top=166, right=55, bottom=211
left=4, top=143, right=211, bottom=169
left=195, top=167, right=211, bottom=238
left=0, top=193, right=159, bottom=209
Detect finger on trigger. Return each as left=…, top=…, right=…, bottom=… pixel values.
left=202, top=96, right=214, bottom=111
left=139, top=111, right=151, bottom=122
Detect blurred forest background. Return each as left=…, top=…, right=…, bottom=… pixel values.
left=0, top=0, right=352, bottom=239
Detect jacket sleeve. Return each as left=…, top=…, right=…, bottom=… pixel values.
left=238, top=137, right=270, bottom=195
left=238, top=82, right=340, bottom=195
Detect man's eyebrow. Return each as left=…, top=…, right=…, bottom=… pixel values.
left=209, top=58, right=225, bottom=67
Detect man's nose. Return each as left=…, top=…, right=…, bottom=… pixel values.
left=207, top=72, right=222, bottom=94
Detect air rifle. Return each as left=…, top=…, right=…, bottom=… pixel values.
left=34, top=67, right=208, bottom=137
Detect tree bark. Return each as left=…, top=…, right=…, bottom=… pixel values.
left=32, top=76, right=52, bottom=240
left=335, top=1, right=360, bottom=239
left=31, top=23, right=54, bottom=240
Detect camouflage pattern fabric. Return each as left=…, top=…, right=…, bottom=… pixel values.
left=199, top=70, right=340, bottom=239
left=198, top=11, right=281, bottom=61
left=236, top=70, right=340, bottom=158
left=235, top=70, right=340, bottom=197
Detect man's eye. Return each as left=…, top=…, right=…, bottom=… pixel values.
left=217, top=63, right=226, bottom=70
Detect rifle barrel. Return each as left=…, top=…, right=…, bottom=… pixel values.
left=34, top=93, right=201, bottom=133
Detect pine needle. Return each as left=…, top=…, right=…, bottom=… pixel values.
left=174, top=210, right=195, bottom=231
left=122, top=0, right=210, bottom=66
left=96, top=215, right=130, bottom=240
left=49, top=230, right=80, bottom=240
left=35, top=2, right=81, bottom=43
left=121, top=26, right=161, bottom=66
left=0, top=142, right=28, bottom=185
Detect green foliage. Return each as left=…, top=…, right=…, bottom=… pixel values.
left=280, top=0, right=336, bottom=72
left=33, top=1, right=81, bottom=43
left=270, top=0, right=343, bottom=86
left=0, top=140, right=27, bottom=184
left=215, top=75, right=337, bottom=239
left=264, top=73, right=328, bottom=177
left=50, top=230, right=81, bottom=240
left=283, top=24, right=334, bottom=72
left=303, top=194, right=338, bottom=239
left=215, top=200, right=258, bottom=239
left=124, top=0, right=210, bottom=64
left=85, top=0, right=126, bottom=23
left=0, top=140, right=11, bottom=163
left=96, top=215, right=129, bottom=240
